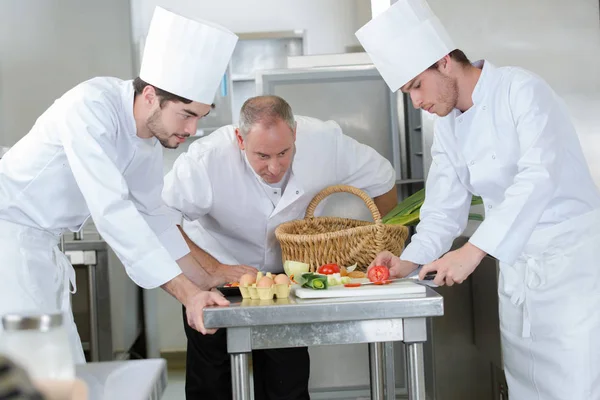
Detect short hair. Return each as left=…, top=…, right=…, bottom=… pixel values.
left=132, top=77, right=192, bottom=108
left=428, top=49, right=471, bottom=70
left=238, top=95, right=295, bottom=136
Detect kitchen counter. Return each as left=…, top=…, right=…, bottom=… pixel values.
left=76, top=359, right=167, bottom=400
left=204, top=287, right=444, bottom=400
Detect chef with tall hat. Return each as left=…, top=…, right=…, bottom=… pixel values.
left=0, top=6, right=238, bottom=363
left=357, top=0, right=600, bottom=398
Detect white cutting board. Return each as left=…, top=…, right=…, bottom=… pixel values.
left=293, top=280, right=426, bottom=299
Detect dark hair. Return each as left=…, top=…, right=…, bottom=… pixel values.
left=132, top=77, right=192, bottom=108
left=428, top=49, right=471, bottom=70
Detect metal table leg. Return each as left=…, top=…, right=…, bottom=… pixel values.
left=403, top=318, right=428, bottom=400
left=384, top=342, right=396, bottom=400
left=406, top=342, right=426, bottom=400
left=87, top=264, right=99, bottom=362
left=368, top=342, right=385, bottom=400
left=231, top=352, right=251, bottom=400
left=228, top=327, right=253, bottom=400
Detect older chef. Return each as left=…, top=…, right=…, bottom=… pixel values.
left=163, top=95, right=398, bottom=399
left=0, top=6, right=238, bottom=363
left=357, top=0, right=600, bottom=399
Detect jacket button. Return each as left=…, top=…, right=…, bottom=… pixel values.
left=470, top=161, right=475, bottom=166
left=296, top=191, right=299, bottom=195
left=492, top=154, right=496, bottom=160
left=482, top=106, right=487, bottom=111
left=488, top=205, right=492, bottom=209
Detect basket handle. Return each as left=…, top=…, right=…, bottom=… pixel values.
left=304, top=184, right=382, bottom=222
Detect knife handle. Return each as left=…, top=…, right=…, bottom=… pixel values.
left=422, top=271, right=437, bottom=281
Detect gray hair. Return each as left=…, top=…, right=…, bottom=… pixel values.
left=238, top=95, right=295, bottom=137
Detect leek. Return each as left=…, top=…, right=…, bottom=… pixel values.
left=382, top=188, right=484, bottom=226
left=297, top=273, right=328, bottom=290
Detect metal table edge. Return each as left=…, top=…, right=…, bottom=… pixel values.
left=204, top=287, right=444, bottom=329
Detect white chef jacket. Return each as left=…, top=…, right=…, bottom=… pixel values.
left=401, top=60, right=600, bottom=266
left=162, top=115, right=396, bottom=273
left=0, top=78, right=189, bottom=288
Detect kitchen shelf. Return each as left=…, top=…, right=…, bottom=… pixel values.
left=231, top=74, right=255, bottom=82
left=396, top=179, right=424, bottom=185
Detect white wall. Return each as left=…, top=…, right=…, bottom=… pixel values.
left=427, top=0, right=600, bottom=185
left=0, top=0, right=135, bottom=146
left=130, top=0, right=370, bottom=57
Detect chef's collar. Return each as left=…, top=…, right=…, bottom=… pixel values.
left=471, top=60, right=496, bottom=106
left=121, top=80, right=138, bottom=138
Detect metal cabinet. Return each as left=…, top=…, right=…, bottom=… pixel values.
left=257, top=65, right=403, bottom=181
left=65, top=240, right=112, bottom=362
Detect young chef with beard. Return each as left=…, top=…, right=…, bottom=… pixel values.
left=0, top=6, right=238, bottom=363
left=358, top=1, right=600, bottom=398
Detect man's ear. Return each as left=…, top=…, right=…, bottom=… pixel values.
left=292, top=122, right=297, bottom=141
left=235, top=128, right=245, bottom=150
left=142, top=85, right=158, bottom=106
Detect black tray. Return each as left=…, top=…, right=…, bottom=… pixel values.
left=217, top=285, right=241, bottom=297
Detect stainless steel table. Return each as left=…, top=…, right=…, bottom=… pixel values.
left=204, top=288, right=444, bottom=400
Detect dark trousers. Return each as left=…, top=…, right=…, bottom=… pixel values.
left=182, top=306, right=311, bottom=400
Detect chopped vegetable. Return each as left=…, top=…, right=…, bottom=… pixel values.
left=344, top=283, right=361, bottom=288
left=368, top=266, right=390, bottom=283
left=283, top=260, right=310, bottom=277
left=326, top=273, right=351, bottom=286
left=348, top=270, right=366, bottom=279
left=297, top=273, right=328, bottom=290
left=318, top=263, right=340, bottom=275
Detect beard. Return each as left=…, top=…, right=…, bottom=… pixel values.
left=146, top=109, right=186, bottom=149
left=435, top=74, right=459, bottom=117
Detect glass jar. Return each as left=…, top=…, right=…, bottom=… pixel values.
left=0, top=312, right=74, bottom=381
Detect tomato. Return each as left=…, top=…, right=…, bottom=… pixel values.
left=344, top=283, right=361, bottom=288
left=368, top=266, right=390, bottom=283
left=317, top=263, right=340, bottom=275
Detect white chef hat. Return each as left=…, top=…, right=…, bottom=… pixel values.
left=355, top=0, right=455, bottom=92
left=140, top=6, right=238, bottom=104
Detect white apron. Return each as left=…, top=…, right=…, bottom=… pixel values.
left=0, top=220, right=86, bottom=364
left=499, top=209, right=600, bottom=400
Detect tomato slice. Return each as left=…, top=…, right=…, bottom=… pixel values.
left=344, top=283, right=361, bottom=288
left=368, top=266, right=390, bottom=283
left=317, top=263, right=341, bottom=275
left=373, top=280, right=392, bottom=285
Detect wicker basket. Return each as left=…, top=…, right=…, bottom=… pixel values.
left=275, top=185, right=409, bottom=272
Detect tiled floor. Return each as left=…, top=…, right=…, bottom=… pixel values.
left=162, top=370, right=186, bottom=399
left=160, top=369, right=370, bottom=399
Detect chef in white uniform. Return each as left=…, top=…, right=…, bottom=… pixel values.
left=357, top=1, right=600, bottom=399
left=162, top=95, right=398, bottom=399
left=0, top=6, right=238, bottom=363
